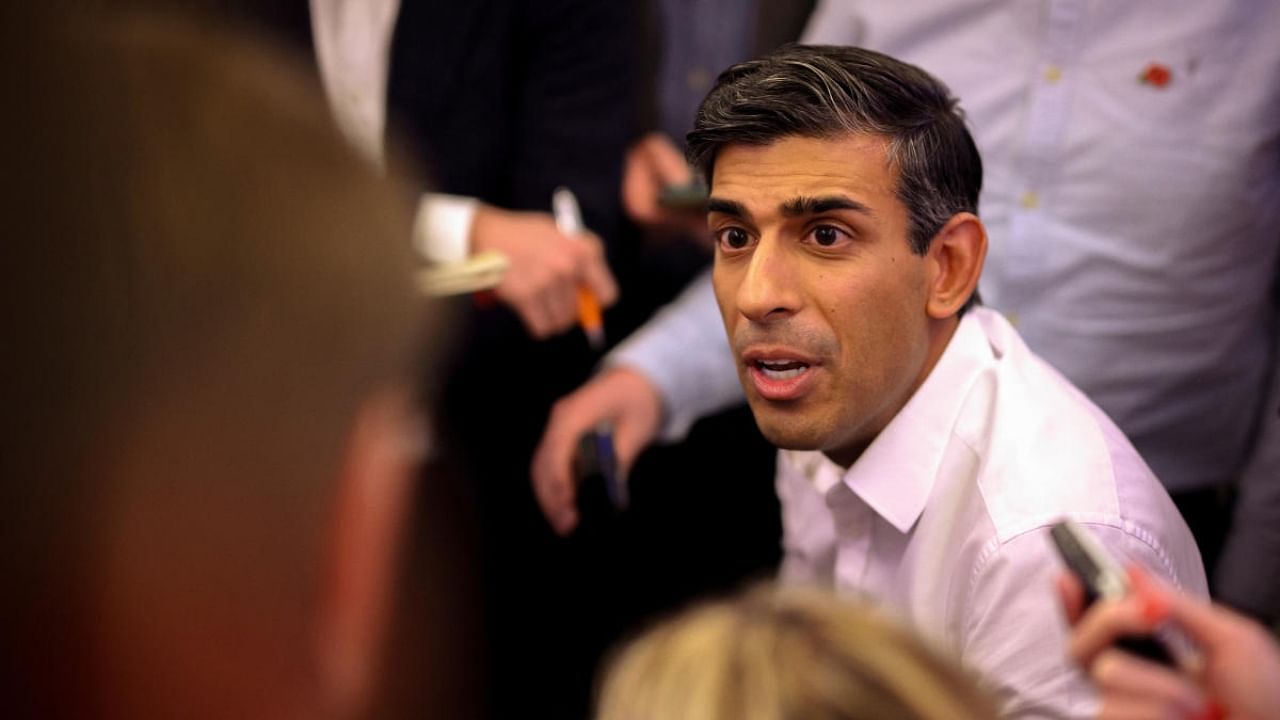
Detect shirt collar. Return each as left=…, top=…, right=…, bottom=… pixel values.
left=832, top=311, right=995, bottom=533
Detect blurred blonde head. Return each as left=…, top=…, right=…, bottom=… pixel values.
left=597, top=585, right=998, bottom=720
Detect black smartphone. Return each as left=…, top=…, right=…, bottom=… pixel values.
left=1049, top=519, right=1179, bottom=666
left=657, top=181, right=709, bottom=211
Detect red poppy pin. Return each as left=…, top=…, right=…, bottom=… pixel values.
left=1138, top=62, right=1172, bottom=88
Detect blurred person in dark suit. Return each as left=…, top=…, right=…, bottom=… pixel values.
left=0, top=8, right=476, bottom=718
left=163, top=0, right=627, bottom=342
left=119, top=2, right=639, bottom=714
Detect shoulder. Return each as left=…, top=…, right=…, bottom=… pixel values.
left=952, top=311, right=1186, bottom=547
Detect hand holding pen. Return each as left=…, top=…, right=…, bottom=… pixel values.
left=465, top=198, right=617, bottom=339
left=552, top=187, right=607, bottom=350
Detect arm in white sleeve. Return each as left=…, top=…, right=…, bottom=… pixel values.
left=605, top=268, right=745, bottom=441
left=960, top=525, right=1203, bottom=719
left=413, top=193, right=477, bottom=264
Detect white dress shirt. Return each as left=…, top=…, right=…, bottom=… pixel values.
left=776, top=308, right=1206, bottom=719
left=612, top=0, right=1280, bottom=496
left=310, top=0, right=474, bottom=264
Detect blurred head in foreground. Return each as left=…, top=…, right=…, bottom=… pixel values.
left=0, top=8, right=449, bottom=719
left=596, top=585, right=998, bottom=720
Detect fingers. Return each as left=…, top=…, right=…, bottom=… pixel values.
left=509, top=277, right=576, bottom=339
left=622, top=140, right=664, bottom=224
left=624, top=133, right=699, bottom=227
left=543, top=275, right=580, bottom=335
left=531, top=397, right=586, bottom=535
left=1070, top=595, right=1154, bottom=668
left=1091, top=649, right=1207, bottom=719
left=594, top=368, right=662, bottom=480
left=500, top=234, right=582, bottom=339
left=577, top=232, right=618, bottom=307
left=643, top=132, right=694, bottom=187
left=1068, top=574, right=1216, bottom=720
left=1126, top=566, right=1270, bottom=661
left=532, top=378, right=618, bottom=535
left=1098, top=695, right=1203, bottom=720
left=480, top=212, right=615, bottom=337
left=1135, top=567, right=1249, bottom=657
left=531, top=369, right=663, bottom=534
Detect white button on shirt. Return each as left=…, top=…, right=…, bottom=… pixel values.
left=777, top=308, right=1207, bottom=719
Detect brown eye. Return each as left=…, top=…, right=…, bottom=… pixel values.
left=813, top=225, right=841, bottom=246
left=721, top=227, right=750, bottom=249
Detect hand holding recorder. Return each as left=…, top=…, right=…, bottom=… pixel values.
left=1053, top=521, right=1280, bottom=720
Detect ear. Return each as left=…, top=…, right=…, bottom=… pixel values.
left=924, top=212, right=987, bottom=319
left=314, top=388, right=427, bottom=716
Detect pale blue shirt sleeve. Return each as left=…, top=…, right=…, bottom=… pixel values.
left=605, top=268, right=745, bottom=441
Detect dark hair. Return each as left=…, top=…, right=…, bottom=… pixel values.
left=687, top=44, right=983, bottom=257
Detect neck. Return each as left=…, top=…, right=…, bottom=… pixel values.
left=821, top=314, right=961, bottom=469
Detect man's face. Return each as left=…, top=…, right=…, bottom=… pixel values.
left=710, top=134, right=936, bottom=467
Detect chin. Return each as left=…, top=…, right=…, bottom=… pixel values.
left=750, top=406, right=828, bottom=451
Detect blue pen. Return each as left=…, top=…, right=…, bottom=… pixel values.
left=593, top=422, right=626, bottom=510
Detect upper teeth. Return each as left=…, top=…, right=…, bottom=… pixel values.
left=758, top=360, right=808, bottom=380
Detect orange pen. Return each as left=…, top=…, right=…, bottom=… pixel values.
left=553, top=187, right=605, bottom=350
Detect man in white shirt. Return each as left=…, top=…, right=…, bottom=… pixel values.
left=585, top=44, right=1203, bottom=718
left=532, top=0, right=1280, bottom=623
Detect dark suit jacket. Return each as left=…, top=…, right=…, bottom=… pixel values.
left=366, top=2, right=639, bottom=506
left=388, top=1, right=634, bottom=247
left=197, top=0, right=635, bottom=248
left=378, top=9, right=639, bottom=719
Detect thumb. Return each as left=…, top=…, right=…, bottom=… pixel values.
left=1057, top=571, right=1088, bottom=626
left=577, top=233, right=619, bottom=307
left=603, top=382, right=662, bottom=479
left=1142, top=570, right=1238, bottom=655
left=610, top=416, right=650, bottom=481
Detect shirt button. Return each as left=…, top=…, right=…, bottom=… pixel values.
left=1044, top=64, right=1063, bottom=83
left=1020, top=191, right=1040, bottom=209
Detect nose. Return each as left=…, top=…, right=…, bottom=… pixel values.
left=736, top=236, right=801, bottom=324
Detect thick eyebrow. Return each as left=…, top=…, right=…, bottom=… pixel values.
left=706, top=197, right=750, bottom=219
left=781, top=195, right=872, bottom=217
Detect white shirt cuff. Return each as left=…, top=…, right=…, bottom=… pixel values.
left=414, top=193, right=478, bottom=264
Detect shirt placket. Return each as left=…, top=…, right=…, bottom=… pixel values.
left=1004, top=0, right=1085, bottom=282
left=826, top=484, right=874, bottom=594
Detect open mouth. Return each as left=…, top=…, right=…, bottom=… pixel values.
left=755, top=359, right=810, bottom=380
left=745, top=354, right=818, bottom=401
